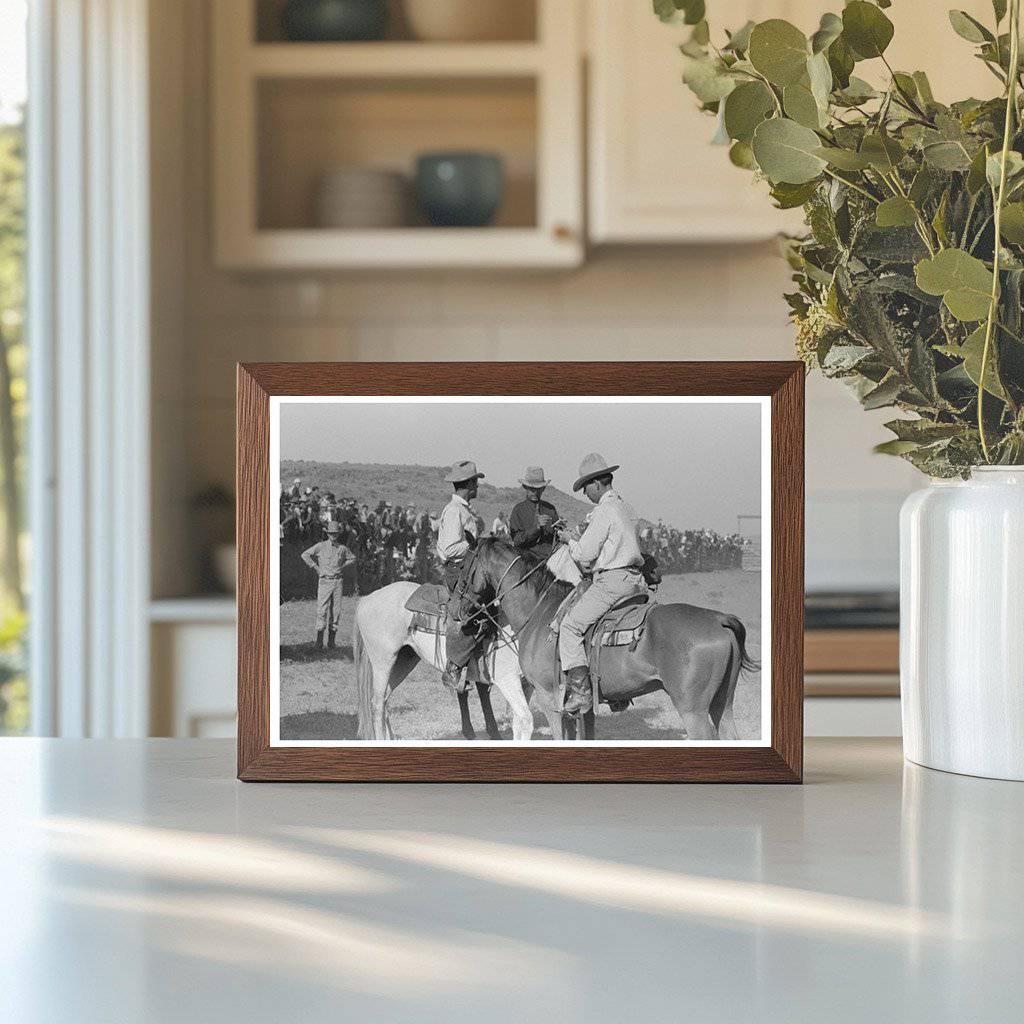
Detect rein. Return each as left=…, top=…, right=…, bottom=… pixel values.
left=458, top=546, right=558, bottom=651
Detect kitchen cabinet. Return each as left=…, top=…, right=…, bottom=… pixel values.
left=211, top=0, right=583, bottom=269
left=587, top=0, right=999, bottom=244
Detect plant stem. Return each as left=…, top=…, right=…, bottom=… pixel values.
left=979, top=0, right=1021, bottom=462
left=821, top=167, right=879, bottom=203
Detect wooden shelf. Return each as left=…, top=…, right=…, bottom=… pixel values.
left=212, top=0, right=583, bottom=269
left=249, top=42, right=545, bottom=79
left=805, top=628, right=900, bottom=675
left=218, top=227, right=579, bottom=270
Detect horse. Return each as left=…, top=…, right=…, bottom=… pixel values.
left=454, top=538, right=758, bottom=740
left=353, top=580, right=535, bottom=742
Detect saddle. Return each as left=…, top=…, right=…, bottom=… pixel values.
left=549, top=583, right=654, bottom=712
left=404, top=582, right=449, bottom=631
left=404, top=583, right=487, bottom=686
left=549, top=583, right=653, bottom=650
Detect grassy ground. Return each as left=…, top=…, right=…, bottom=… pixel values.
left=279, top=570, right=763, bottom=742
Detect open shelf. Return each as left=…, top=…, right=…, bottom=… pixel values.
left=257, top=76, right=538, bottom=232
left=213, top=0, right=582, bottom=268
left=254, top=0, right=538, bottom=45
left=249, top=42, right=544, bottom=78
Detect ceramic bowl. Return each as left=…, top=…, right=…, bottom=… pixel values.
left=403, top=0, right=534, bottom=42
left=415, top=152, right=505, bottom=227
left=281, top=0, right=388, bottom=42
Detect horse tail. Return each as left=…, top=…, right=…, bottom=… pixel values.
left=721, top=614, right=759, bottom=675
left=354, top=610, right=374, bottom=740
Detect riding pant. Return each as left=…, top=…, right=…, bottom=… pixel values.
left=558, top=567, right=644, bottom=671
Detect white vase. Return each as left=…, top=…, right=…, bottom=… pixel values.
left=900, top=467, right=1024, bottom=780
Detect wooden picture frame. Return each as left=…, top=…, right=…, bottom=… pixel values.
left=238, top=361, right=804, bottom=782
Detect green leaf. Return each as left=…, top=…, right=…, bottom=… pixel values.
left=948, top=10, right=993, bottom=44
left=862, top=375, right=902, bottom=409
left=836, top=75, right=877, bottom=104
left=1000, top=202, right=1024, bottom=242
left=783, top=83, right=822, bottom=128
left=748, top=19, right=810, bottom=87
left=909, top=165, right=936, bottom=205
left=728, top=140, right=758, bottom=169
left=770, top=179, right=820, bottom=209
left=654, top=0, right=705, bottom=25
left=912, top=71, right=935, bottom=105
left=923, top=140, right=973, bottom=171
left=842, top=1, right=894, bottom=60
left=959, top=324, right=1007, bottom=398
left=885, top=419, right=963, bottom=443
left=724, top=20, right=755, bottom=53
left=827, top=35, right=855, bottom=89
left=967, top=142, right=993, bottom=193
left=681, top=55, right=737, bottom=103
left=810, top=12, right=843, bottom=54
left=752, top=117, right=827, bottom=184
left=860, top=133, right=905, bottom=172
left=807, top=51, right=833, bottom=110
left=723, top=81, right=775, bottom=143
left=986, top=150, right=1024, bottom=190
left=874, top=439, right=922, bottom=456
left=915, top=249, right=994, bottom=321
left=814, top=145, right=872, bottom=170
left=875, top=196, right=918, bottom=228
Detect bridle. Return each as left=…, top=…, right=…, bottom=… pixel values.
left=457, top=545, right=558, bottom=651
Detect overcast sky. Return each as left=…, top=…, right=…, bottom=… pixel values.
left=279, top=399, right=763, bottom=533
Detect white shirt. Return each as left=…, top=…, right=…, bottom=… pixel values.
left=436, top=494, right=479, bottom=562
left=568, top=489, right=643, bottom=572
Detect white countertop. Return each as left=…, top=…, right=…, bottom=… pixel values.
left=2, top=738, right=1021, bottom=1023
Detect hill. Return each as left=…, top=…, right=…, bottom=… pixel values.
left=281, top=460, right=594, bottom=528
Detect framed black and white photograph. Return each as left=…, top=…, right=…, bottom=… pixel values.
left=238, top=362, right=804, bottom=781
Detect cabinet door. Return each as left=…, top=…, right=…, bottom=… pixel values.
left=588, top=1, right=1003, bottom=245
left=589, top=1, right=814, bottom=243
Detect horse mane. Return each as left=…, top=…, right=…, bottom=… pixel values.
left=476, top=537, right=571, bottom=601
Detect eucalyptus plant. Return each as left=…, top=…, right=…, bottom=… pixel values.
left=659, top=0, right=1024, bottom=475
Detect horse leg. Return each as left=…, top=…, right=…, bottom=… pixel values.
left=457, top=689, right=475, bottom=740
left=476, top=683, right=502, bottom=741
left=716, top=706, right=739, bottom=741
left=543, top=709, right=564, bottom=741
left=582, top=709, right=596, bottom=740
left=490, top=673, right=533, bottom=741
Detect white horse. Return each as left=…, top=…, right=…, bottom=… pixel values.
left=354, top=581, right=537, bottom=741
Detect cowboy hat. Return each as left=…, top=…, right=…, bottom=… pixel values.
left=573, top=452, right=619, bottom=492
left=444, top=459, right=485, bottom=484
left=325, top=521, right=343, bottom=535
left=519, top=465, right=551, bottom=488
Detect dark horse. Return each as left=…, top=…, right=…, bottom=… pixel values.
left=453, top=538, right=758, bottom=740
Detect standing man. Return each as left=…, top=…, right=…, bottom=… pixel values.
left=509, top=465, right=560, bottom=560
left=436, top=459, right=486, bottom=691
left=301, top=521, right=356, bottom=650
left=556, top=453, right=645, bottom=714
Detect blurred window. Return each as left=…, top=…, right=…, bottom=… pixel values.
left=0, top=0, right=28, bottom=734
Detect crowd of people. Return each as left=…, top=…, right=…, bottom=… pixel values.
left=279, top=478, right=750, bottom=601
left=639, top=522, right=749, bottom=574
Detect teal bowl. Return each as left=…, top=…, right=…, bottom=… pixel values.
left=281, top=0, right=388, bottom=42
left=415, top=152, right=505, bottom=228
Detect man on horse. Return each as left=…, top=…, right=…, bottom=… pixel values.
left=556, top=453, right=645, bottom=714
left=436, top=459, right=486, bottom=692
left=509, top=465, right=560, bottom=560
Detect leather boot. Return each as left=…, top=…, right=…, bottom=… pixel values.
left=441, top=660, right=467, bottom=694
left=563, top=666, right=593, bottom=715
left=314, top=629, right=325, bottom=650
left=327, top=629, right=337, bottom=649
